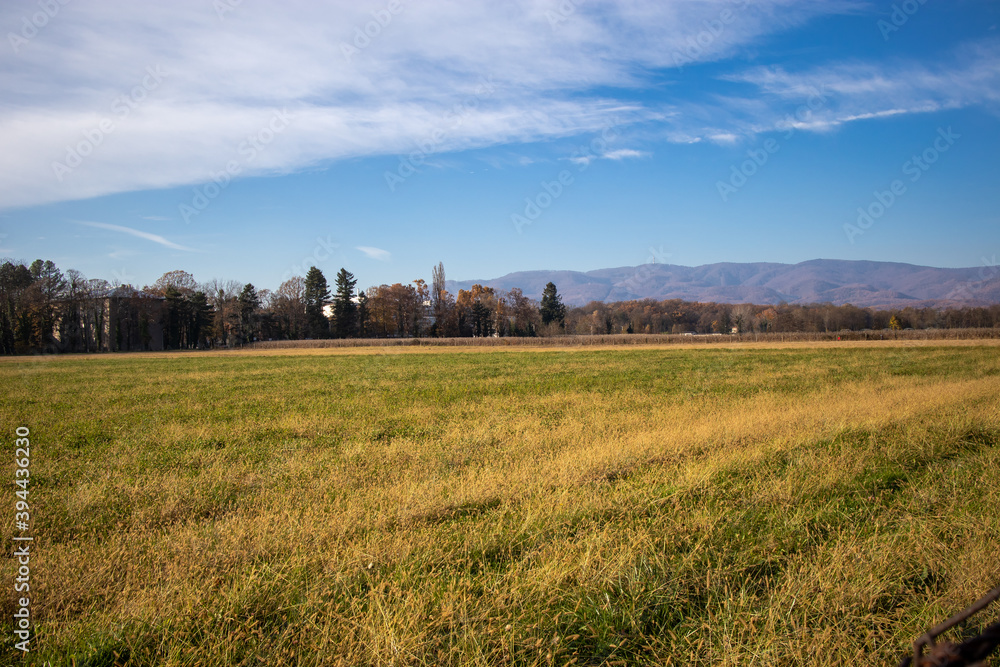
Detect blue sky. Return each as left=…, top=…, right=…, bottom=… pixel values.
left=1, top=0, right=998, bottom=293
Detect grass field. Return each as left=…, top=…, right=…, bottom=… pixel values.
left=2, top=341, right=999, bottom=666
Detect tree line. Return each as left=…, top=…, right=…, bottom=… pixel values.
left=1, top=257, right=998, bottom=354
left=293, top=264, right=566, bottom=341
left=561, top=299, right=1000, bottom=335
left=0, top=259, right=569, bottom=352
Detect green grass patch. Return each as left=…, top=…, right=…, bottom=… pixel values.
left=1, top=344, right=998, bottom=665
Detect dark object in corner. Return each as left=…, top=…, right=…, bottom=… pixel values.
left=898, top=585, right=1000, bottom=666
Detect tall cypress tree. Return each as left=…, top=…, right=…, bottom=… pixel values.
left=237, top=283, right=260, bottom=344
left=331, top=268, right=358, bottom=339
left=539, top=282, right=566, bottom=327
left=304, top=266, right=330, bottom=339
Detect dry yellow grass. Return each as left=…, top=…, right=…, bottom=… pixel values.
left=1, top=342, right=998, bottom=665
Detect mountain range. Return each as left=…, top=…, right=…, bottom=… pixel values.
left=445, top=259, right=1000, bottom=309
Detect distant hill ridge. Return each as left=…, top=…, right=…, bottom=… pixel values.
left=445, top=259, right=1000, bottom=309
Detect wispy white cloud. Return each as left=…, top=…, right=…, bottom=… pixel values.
left=602, top=148, right=649, bottom=160
left=357, top=246, right=390, bottom=261
left=719, top=41, right=1000, bottom=136
left=1, top=1, right=996, bottom=211
left=569, top=147, right=649, bottom=166
left=707, top=133, right=741, bottom=144
left=75, top=221, right=196, bottom=252
left=0, top=0, right=862, bottom=210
